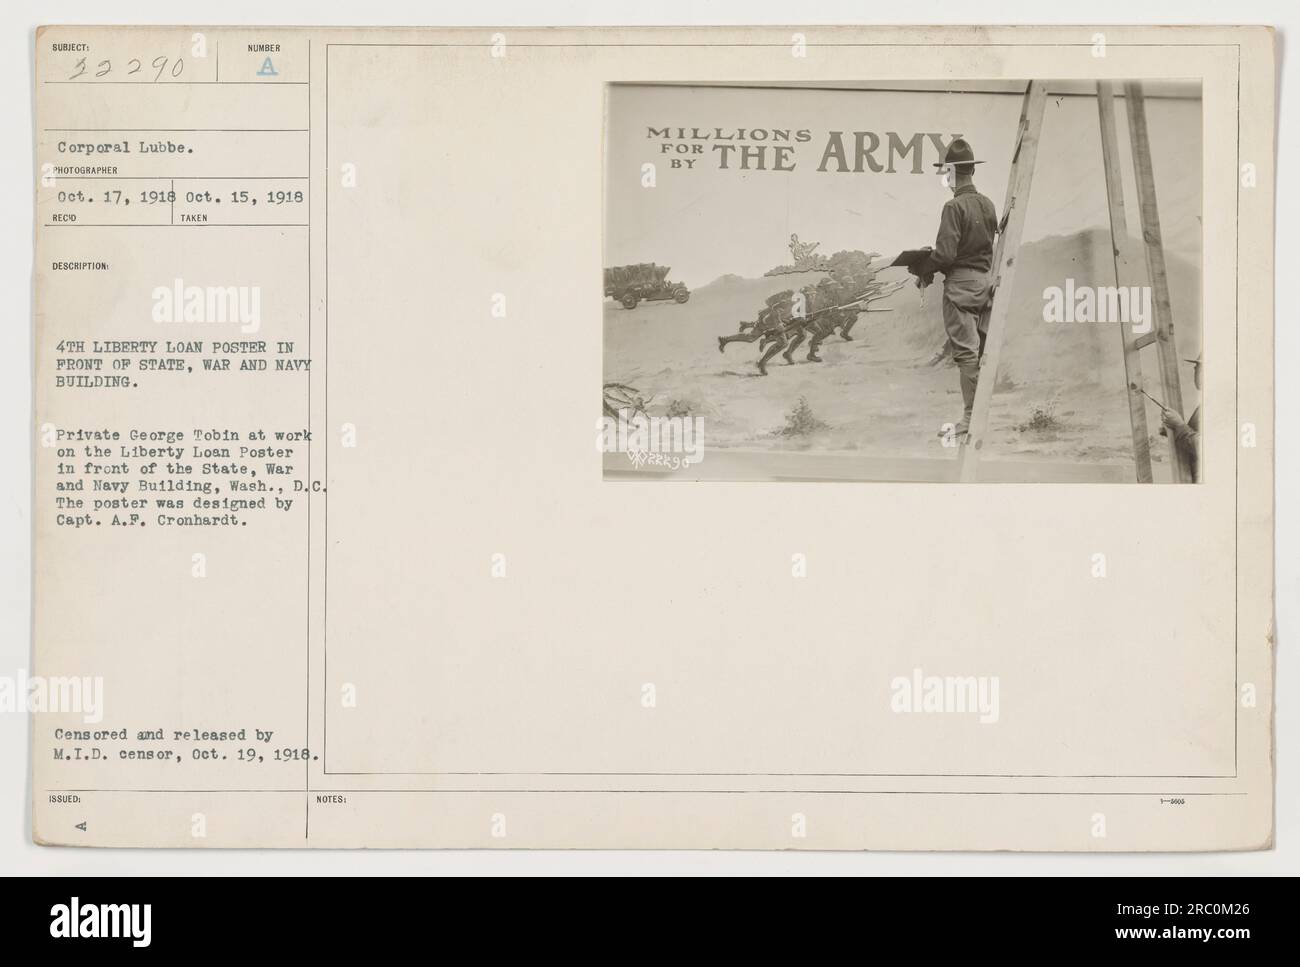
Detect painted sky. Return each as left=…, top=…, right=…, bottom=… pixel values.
left=605, top=83, right=1202, bottom=289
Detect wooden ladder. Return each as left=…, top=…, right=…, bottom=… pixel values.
left=1098, top=80, right=1192, bottom=483
left=956, top=81, right=1046, bottom=482
left=956, top=80, right=1192, bottom=483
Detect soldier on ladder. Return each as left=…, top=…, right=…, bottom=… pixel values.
left=912, top=137, right=999, bottom=442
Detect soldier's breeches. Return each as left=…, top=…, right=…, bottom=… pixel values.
left=942, top=271, right=991, bottom=423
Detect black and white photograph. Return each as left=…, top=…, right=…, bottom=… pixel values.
left=603, top=81, right=1203, bottom=482
left=0, top=0, right=1291, bottom=935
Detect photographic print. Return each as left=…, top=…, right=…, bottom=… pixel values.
left=603, top=81, right=1203, bottom=482
left=28, top=24, right=1271, bottom=857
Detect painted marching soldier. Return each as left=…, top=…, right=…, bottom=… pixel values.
left=776, top=283, right=824, bottom=364
left=804, top=276, right=850, bottom=361
left=718, top=289, right=795, bottom=375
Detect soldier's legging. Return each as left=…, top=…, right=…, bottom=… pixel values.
left=806, top=313, right=844, bottom=357
left=757, top=328, right=789, bottom=369
left=837, top=310, right=861, bottom=340
left=781, top=326, right=808, bottom=360
left=719, top=329, right=766, bottom=348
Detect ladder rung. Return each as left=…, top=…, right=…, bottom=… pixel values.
left=1133, top=331, right=1157, bottom=350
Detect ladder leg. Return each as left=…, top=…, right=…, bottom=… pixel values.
left=1124, top=81, right=1192, bottom=483
left=957, top=81, right=1048, bottom=482
left=1097, top=81, right=1154, bottom=483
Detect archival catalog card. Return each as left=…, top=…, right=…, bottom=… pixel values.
left=31, top=25, right=1274, bottom=850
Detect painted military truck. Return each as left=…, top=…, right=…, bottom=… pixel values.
left=604, top=263, right=690, bottom=309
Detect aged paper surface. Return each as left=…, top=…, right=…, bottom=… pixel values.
left=31, top=25, right=1273, bottom=849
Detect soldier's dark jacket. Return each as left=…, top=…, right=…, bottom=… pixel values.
left=931, top=184, right=997, bottom=274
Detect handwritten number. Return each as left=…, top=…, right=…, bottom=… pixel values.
left=67, top=52, right=186, bottom=82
